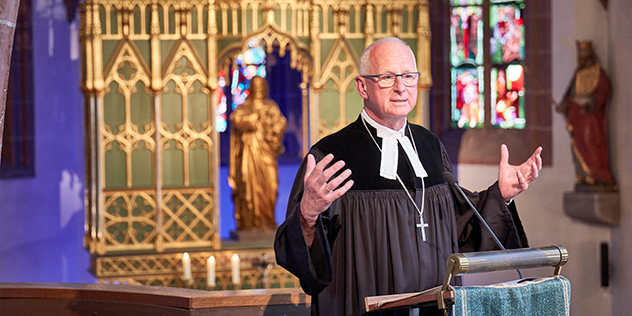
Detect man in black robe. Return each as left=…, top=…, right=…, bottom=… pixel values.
left=274, top=37, right=542, bottom=316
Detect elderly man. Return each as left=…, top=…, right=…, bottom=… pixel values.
left=274, top=37, right=542, bottom=316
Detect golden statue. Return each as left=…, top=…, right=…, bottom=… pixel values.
left=229, top=76, right=287, bottom=232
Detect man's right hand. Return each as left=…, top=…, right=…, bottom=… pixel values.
left=300, top=154, right=354, bottom=246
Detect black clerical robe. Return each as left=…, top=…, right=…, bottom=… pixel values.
left=274, top=117, right=528, bottom=316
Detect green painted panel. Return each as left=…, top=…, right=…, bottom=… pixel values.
left=349, top=7, right=356, bottom=33
left=110, top=5, right=118, bottom=34
left=216, top=9, right=222, bottom=34
left=191, top=40, right=208, bottom=67
left=402, top=7, right=409, bottom=33
left=132, top=141, right=154, bottom=188
left=246, top=8, right=253, bottom=33
left=412, top=5, right=419, bottom=33
left=327, top=7, right=334, bottom=33
left=161, top=40, right=176, bottom=65
left=189, top=139, right=210, bottom=187
left=130, top=79, right=154, bottom=188
left=320, top=39, right=334, bottom=66
left=191, top=7, right=199, bottom=34
left=217, top=38, right=240, bottom=54
left=402, top=38, right=417, bottom=55
left=258, top=8, right=264, bottom=29
left=163, top=139, right=184, bottom=187
left=237, top=9, right=242, bottom=33
left=158, top=4, right=164, bottom=34
left=275, top=7, right=281, bottom=26
left=202, top=5, right=208, bottom=34
left=346, top=86, right=363, bottom=122
left=162, top=80, right=182, bottom=132
left=145, top=4, right=151, bottom=35
left=105, top=141, right=127, bottom=189
left=188, top=81, right=208, bottom=132
left=99, top=5, right=106, bottom=35
left=102, top=40, right=118, bottom=72
left=298, top=37, right=310, bottom=48
left=227, top=8, right=233, bottom=33
left=349, top=38, right=365, bottom=60
left=320, top=79, right=340, bottom=130
left=168, top=6, right=176, bottom=34
left=130, top=81, right=152, bottom=133
left=134, top=40, right=150, bottom=67
left=360, top=5, right=366, bottom=33
left=380, top=7, right=387, bottom=33
left=104, top=81, right=125, bottom=134
left=286, top=8, right=292, bottom=30
left=133, top=5, right=141, bottom=35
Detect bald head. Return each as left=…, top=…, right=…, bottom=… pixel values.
left=359, top=37, right=417, bottom=76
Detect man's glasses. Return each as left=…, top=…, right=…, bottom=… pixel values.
left=361, top=72, right=420, bottom=88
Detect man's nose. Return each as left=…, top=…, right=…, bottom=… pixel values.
left=393, top=75, right=407, bottom=92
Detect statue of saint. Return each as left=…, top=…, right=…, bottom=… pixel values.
left=557, top=41, right=615, bottom=188
left=229, top=76, right=287, bottom=231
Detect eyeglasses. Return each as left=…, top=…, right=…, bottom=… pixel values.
left=361, top=72, right=420, bottom=88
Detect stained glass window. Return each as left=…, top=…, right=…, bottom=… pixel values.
left=450, top=6, right=483, bottom=67
left=490, top=2, right=525, bottom=64
left=491, top=65, right=525, bottom=128
left=216, top=38, right=267, bottom=132
left=452, top=67, right=484, bottom=128
left=449, top=0, right=525, bottom=130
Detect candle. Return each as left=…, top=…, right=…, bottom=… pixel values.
left=207, top=256, right=216, bottom=288
left=231, top=253, right=240, bottom=285
left=182, top=252, right=192, bottom=280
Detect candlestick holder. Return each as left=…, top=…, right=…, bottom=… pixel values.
left=253, top=253, right=274, bottom=289
left=181, top=276, right=194, bottom=288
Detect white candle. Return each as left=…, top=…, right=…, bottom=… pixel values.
left=182, top=252, right=192, bottom=279
left=207, top=256, right=216, bottom=287
left=231, top=254, right=240, bottom=285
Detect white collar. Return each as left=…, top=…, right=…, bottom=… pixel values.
left=361, top=109, right=427, bottom=180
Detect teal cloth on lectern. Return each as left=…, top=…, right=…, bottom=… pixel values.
left=454, top=276, right=571, bottom=316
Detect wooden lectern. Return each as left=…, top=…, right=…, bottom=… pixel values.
left=365, top=245, right=569, bottom=315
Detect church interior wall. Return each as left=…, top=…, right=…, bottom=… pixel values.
left=459, top=0, right=628, bottom=315
left=607, top=0, right=632, bottom=314
left=0, top=3, right=94, bottom=283
left=0, top=0, right=630, bottom=314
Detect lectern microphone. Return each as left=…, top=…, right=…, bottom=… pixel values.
left=443, top=171, right=523, bottom=278
left=444, top=172, right=505, bottom=251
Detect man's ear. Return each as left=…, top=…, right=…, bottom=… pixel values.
left=355, top=76, right=369, bottom=100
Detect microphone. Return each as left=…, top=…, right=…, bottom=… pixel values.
left=444, top=171, right=523, bottom=279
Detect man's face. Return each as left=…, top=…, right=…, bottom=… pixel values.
left=357, top=42, right=418, bottom=129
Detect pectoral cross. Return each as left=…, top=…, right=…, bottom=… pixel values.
left=416, top=214, right=429, bottom=241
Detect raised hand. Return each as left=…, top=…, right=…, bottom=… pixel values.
left=300, top=154, right=353, bottom=246
left=498, top=144, right=543, bottom=202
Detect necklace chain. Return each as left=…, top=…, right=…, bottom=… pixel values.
left=361, top=117, right=427, bottom=227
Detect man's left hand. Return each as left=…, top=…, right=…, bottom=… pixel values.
left=498, top=144, right=542, bottom=202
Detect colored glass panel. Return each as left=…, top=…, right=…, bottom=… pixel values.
left=230, top=38, right=266, bottom=111
left=450, top=6, right=483, bottom=67
left=491, top=65, right=525, bottom=129
left=216, top=38, right=267, bottom=133
left=490, top=3, right=525, bottom=64
left=450, top=0, right=483, bottom=5
left=451, top=67, right=484, bottom=128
